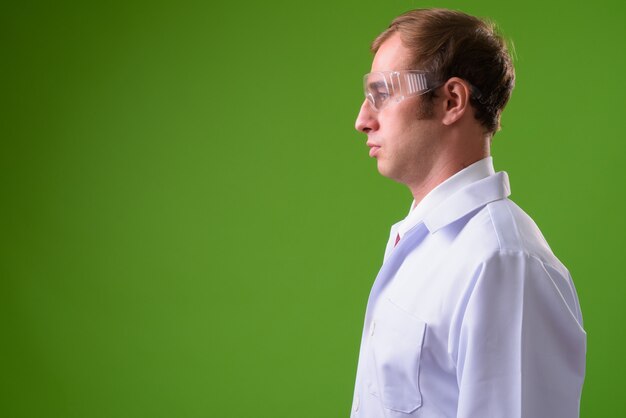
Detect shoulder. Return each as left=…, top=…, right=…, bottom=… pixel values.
left=461, top=198, right=563, bottom=268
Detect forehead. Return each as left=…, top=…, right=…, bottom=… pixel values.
left=371, top=33, right=413, bottom=72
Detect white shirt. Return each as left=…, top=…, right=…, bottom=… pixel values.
left=351, top=159, right=586, bottom=418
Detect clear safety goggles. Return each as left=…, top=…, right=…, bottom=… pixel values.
left=363, top=70, right=438, bottom=111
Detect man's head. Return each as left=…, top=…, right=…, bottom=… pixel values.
left=371, top=8, right=515, bottom=134
left=355, top=8, right=515, bottom=191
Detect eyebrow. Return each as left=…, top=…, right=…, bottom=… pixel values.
left=367, top=81, right=387, bottom=91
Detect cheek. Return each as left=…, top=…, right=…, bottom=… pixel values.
left=380, top=116, right=408, bottom=144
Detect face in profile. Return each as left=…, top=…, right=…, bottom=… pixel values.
left=355, top=33, right=444, bottom=187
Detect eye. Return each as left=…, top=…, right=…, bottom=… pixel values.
left=374, top=90, right=390, bottom=102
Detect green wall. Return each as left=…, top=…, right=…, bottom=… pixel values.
left=2, top=1, right=624, bottom=416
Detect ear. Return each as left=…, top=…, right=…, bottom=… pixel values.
left=440, top=77, right=471, bottom=126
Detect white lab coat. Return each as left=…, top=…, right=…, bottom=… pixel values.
left=351, top=167, right=586, bottom=418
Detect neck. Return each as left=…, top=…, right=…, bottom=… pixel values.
left=407, top=122, right=491, bottom=205
left=408, top=149, right=490, bottom=206
left=407, top=163, right=462, bottom=206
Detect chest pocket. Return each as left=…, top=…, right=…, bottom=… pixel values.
left=368, top=298, right=426, bottom=415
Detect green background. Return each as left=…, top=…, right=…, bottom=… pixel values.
left=2, top=0, right=624, bottom=416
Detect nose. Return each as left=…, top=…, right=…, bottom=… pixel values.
left=355, top=99, right=379, bottom=133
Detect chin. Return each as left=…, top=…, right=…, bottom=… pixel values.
left=377, top=161, right=409, bottom=184
left=376, top=160, right=388, bottom=176
left=376, top=161, right=396, bottom=180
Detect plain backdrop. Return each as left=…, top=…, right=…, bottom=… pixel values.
left=2, top=0, right=625, bottom=416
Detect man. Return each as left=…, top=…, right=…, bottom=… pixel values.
left=351, top=8, right=586, bottom=418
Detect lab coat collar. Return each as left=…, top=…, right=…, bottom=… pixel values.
left=397, top=157, right=495, bottom=240
left=422, top=171, right=511, bottom=234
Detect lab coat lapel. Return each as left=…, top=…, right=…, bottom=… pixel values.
left=363, top=222, right=429, bottom=321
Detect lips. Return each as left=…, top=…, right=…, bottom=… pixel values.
left=367, top=142, right=381, bottom=158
